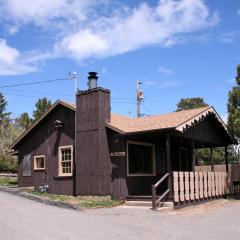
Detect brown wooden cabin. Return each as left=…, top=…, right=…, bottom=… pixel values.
left=11, top=73, right=235, bottom=200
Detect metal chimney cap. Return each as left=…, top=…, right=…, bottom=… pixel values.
left=88, top=72, right=98, bottom=80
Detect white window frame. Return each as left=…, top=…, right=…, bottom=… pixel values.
left=33, top=155, right=45, bottom=170
left=58, top=145, right=73, bottom=177
left=127, top=140, right=156, bottom=177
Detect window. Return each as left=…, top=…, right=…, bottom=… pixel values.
left=127, top=141, right=156, bottom=176
left=34, top=155, right=45, bottom=170
left=58, top=145, right=73, bottom=176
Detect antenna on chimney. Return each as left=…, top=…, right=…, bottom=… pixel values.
left=68, top=72, right=78, bottom=93
left=136, top=80, right=144, bottom=118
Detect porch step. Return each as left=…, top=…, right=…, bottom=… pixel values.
left=124, top=200, right=174, bottom=209
left=124, top=196, right=174, bottom=209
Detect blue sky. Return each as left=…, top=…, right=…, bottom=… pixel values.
left=0, top=0, right=239, bottom=120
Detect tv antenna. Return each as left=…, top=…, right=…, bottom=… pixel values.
left=68, top=72, right=78, bottom=94
left=136, top=80, right=144, bottom=117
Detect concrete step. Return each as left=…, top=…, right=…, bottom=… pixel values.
left=124, top=200, right=174, bottom=209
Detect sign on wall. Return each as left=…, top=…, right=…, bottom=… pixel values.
left=22, top=154, right=32, bottom=176
left=110, top=152, right=126, bottom=157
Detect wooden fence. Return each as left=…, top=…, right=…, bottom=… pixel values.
left=195, top=165, right=226, bottom=172
left=173, top=165, right=240, bottom=204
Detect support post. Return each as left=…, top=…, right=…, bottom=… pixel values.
left=191, top=139, right=195, bottom=171
left=210, top=147, right=214, bottom=172
left=225, top=145, right=229, bottom=173
left=166, top=134, right=172, bottom=198
left=152, top=185, right=156, bottom=210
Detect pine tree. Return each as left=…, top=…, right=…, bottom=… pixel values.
left=15, top=112, right=33, bottom=132
left=33, top=97, right=52, bottom=121
left=0, top=93, right=11, bottom=155
left=176, top=97, right=208, bottom=111
left=227, top=65, right=240, bottom=139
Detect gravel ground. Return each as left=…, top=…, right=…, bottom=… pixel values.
left=1, top=191, right=240, bottom=240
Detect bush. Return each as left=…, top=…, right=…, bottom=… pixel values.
left=0, top=155, right=18, bottom=173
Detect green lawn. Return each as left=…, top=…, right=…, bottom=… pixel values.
left=25, top=190, right=122, bottom=209
left=0, top=177, right=18, bottom=186
left=0, top=178, right=122, bottom=209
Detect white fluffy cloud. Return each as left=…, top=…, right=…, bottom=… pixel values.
left=0, top=39, right=51, bottom=75
left=0, top=0, right=94, bottom=25
left=56, top=0, right=218, bottom=61
left=0, top=39, right=19, bottom=64
left=0, top=0, right=218, bottom=75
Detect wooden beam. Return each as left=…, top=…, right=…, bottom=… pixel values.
left=166, top=134, right=172, bottom=198
left=210, top=147, right=214, bottom=171
left=191, top=139, right=195, bottom=171
left=166, top=134, right=171, bottom=172
left=225, top=145, right=229, bottom=173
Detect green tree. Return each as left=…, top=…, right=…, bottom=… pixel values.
left=0, top=93, right=10, bottom=123
left=227, top=65, right=240, bottom=139
left=33, top=97, right=52, bottom=121
left=176, top=97, right=208, bottom=111
left=15, top=112, right=33, bottom=132
left=0, top=93, right=11, bottom=155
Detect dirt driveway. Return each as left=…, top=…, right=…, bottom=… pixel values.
left=1, top=191, right=240, bottom=240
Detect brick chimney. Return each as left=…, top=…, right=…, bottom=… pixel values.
left=75, top=72, right=111, bottom=196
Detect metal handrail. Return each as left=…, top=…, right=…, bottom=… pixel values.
left=152, top=172, right=170, bottom=210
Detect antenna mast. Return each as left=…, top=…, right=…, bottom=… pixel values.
left=68, top=72, right=78, bottom=94
left=136, top=80, right=144, bottom=117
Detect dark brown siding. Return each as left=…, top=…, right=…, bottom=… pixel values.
left=16, top=104, right=75, bottom=195
left=183, top=115, right=231, bottom=145
left=75, top=88, right=112, bottom=196
left=108, top=131, right=169, bottom=198
left=107, top=129, right=128, bottom=199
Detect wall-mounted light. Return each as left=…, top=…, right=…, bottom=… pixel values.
left=54, top=120, right=63, bottom=129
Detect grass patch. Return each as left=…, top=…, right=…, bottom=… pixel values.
left=27, top=191, right=122, bottom=208
left=0, top=177, right=18, bottom=186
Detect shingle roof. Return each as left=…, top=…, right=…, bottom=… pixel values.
left=10, top=100, right=231, bottom=150
left=107, top=106, right=227, bottom=134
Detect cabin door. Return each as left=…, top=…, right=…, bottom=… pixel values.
left=179, top=148, right=189, bottom=171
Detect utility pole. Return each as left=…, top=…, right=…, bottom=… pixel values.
left=136, top=80, right=144, bottom=118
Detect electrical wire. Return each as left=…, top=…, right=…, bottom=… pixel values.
left=3, top=88, right=72, bottom=97
left=0, top=78, right=68, bottom=89
left=142, top=102, right=153, bottom=115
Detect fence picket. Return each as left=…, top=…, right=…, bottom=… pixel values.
left=208, top=172, right=212, bottom=197
left=190, top=172, right=195, bottom=200
left=213, top=172, right=217, bottom=197
left=219, top=172, right=223, bottom=196
left=203, top=172, right=208, bottom=198
left=179, top=172, right=184, bottom=202
left=184, top=172, right=190, bottom=201
left=195, top=172, right=199, bottom=200
left=199, top=172, right=203, bottom=199
left=173, top=172, right=179, bottom=203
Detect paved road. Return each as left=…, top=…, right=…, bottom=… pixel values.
left=1, top=191, right=240, bottom=240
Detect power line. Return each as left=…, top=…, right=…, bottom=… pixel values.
left=142, top=103, right=153, bottom=115
left=112, top=97, right=135, bottom=101
left=112, top=101, right=136, bottom=104
left=0, top=78, right=68, bottom=89
left=3, top=88, right=73, bottom=97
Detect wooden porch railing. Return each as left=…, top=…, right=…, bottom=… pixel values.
left=152, top=172, right=170, bottom=209
left=173, top=171, right=229, bottom=203
left=173, top=164, right=240, bottom=204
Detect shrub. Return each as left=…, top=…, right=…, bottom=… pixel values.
left=0, top=155, right=17, bottom=173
